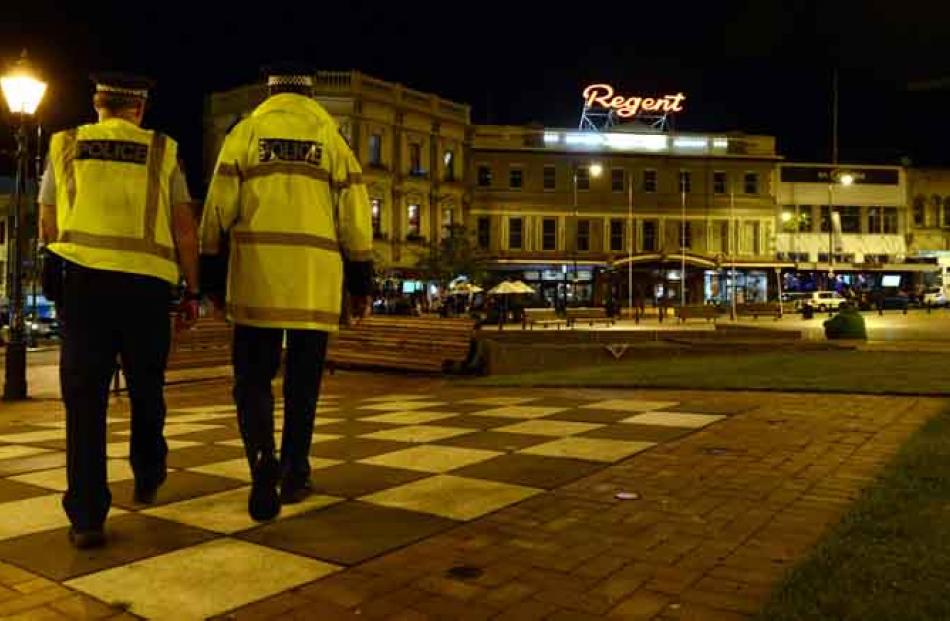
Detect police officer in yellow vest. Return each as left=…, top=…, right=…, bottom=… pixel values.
left=200, top=67, right=373, bottom=521
left=39, top=74, right=200, bottom=548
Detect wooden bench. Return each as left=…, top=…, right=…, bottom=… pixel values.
left=522, top=308, right=568, bottom=330
left=736, top=303, right=783, bottom=320
left=327, top=316, right=477, bottom=373
left=675, top=305, right=721, bottom=323
left=565, top=307, right=616, bottom=328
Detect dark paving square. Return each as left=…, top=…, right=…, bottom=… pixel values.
left=0, top=478, right=53, bottom=502
left=0, top=513, right=215, bottom=581
left=434, top=431, right=552, bottom=452
left=112, top=470, right=245, bottom=509
left=166, top=444, right=246, bottom=469
left=546, top=409, right=634, bottom=424
left=308, top=462, right=430, bottom=498
left=452, top=453, right=603, bottom=489
left=172, top=427, right=241, bottom=443
left=239, top=501, right=458, bottom=565
left=0, top=452, right=67, bottom=477
left=580, top=423, right=694, bottom=443
left=315, top=420, right=399, bottom=436
left=665, top=402, right=747, bottom=415
left=309, top=437, right=409, bottom=461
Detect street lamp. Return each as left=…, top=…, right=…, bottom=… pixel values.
left=826, top=169, right=854, bottom=285
left=570, top=161, right=601, bottom=306
left=2, top=50, right=46, bottom=400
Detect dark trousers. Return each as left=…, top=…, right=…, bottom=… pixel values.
left=60, top=262, right=170, bottom=530
left=232, top=325, right=328, bottom=484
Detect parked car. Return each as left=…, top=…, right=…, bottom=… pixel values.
left=921, top=287, right=947, bottom=307
left=790, top=291, right=847, bottom=312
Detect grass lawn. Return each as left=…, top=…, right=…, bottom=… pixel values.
left=473, top=350, right=950, bottom=395
left=757, top=408, right=950, bottom=620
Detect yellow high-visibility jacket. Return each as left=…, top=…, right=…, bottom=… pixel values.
left=47, top=118, right=180, bottom=284
left=200, top=93, right=373, bottom=331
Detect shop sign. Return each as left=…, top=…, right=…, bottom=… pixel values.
left=582, top=84, right=686, bottom=119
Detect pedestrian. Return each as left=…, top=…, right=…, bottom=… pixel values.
left=199, top=66, right=374, bottom=521
left=39, top=73, right=200, bottom=549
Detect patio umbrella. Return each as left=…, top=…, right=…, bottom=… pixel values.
left=450, top=283, right=483, bottom=295
left=510, top=280, right=536, bottom=295
left=488, top=281, right=522, bottom=295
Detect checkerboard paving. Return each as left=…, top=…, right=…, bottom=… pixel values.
left=0, top=389, right=733, bottom=619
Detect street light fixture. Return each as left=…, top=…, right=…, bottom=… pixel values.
left=570, top=161, right=601, bottom=307
left=825, top=169, right=854, bottom=286
left=2, top=50, right=46, bottom=401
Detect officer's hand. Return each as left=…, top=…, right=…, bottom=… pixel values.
left=176, top=297, right=200, bottom=331
left=349, top=295, right=371, bottom=323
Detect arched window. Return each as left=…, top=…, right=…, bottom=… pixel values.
left=913, top=195, right=926, bottom=227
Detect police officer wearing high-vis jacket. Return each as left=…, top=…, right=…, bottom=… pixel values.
left=200, top=67, right=373, bottom=521
left=39, top=74, right=200, bottom=549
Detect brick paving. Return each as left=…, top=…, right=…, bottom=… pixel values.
left=0, top=374, right=941, bottom=619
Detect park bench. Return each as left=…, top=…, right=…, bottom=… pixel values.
left=736, top=303, right=783, bottom=320
left=327, top=315, right=478, bottom=373
left=566, top=307, right=616, bottom=328
left=522, top=308, right=568, bottom=330
left=675, top=305, right=721, bottom=323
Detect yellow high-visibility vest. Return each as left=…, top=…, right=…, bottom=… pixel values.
left=47, top=118, right=180, bottom=284
left=200, top=93, right=374, bottom=331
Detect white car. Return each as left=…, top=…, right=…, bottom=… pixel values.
left=922, top=288, right=947, bottom=307
left=794, top=291, right=847, bottom=312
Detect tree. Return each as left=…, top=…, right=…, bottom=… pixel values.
left=416, top=223, right=487, bottom=288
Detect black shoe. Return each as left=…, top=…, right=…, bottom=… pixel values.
left=133, top=473, right=167, bottom=505
left=280, top=478, right=313, bottom=505
left=68, top=527, right=105, bottom=550
left=249, top=455, right=280, bottom=522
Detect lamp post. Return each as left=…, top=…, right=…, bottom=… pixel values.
left=680, top=186, right=686, bottom=309
left=627, top=178, right=633, bottom=317
left=729, top=182, right=737, bottom=320
left=826, top=170, right=854, bottom=287
left=2, top=51, right=46, bottom=401
left=570, top=161, right=601, bottom=306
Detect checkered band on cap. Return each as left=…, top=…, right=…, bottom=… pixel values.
left=267, top=74, right=314, bottom=87
left=95, top=84, right=149, bottom=99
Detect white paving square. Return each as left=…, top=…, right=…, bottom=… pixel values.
left=620, top=412, right=726, bottom=428
left=580, top=399, right=681, bottom=413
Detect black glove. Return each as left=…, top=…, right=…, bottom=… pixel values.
left=40, top=248, right=65, bottom=305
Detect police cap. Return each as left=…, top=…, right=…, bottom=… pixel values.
left=90, top=72, right=154, bottom=99
left=262, top=62, right=314, bottom=88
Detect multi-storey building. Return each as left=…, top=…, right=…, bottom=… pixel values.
left=906, top=168, right=950, bottom=253
left=468, top=126, right=781, bottom=305
left=205, top=71, right=471, bottom=280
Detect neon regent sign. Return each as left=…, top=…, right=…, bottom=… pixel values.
left=582, top=84, right=686, bottom=119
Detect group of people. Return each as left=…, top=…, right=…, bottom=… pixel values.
left=39, top=67, right=374, bottom=548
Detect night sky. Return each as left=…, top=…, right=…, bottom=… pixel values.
left=2, top=0, right=950, bottom=190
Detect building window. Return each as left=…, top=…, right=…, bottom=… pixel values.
left=642, top=221, right=657, bottom=251
left=884, top=207, right=898, bottom=234
left=441, top=208, right=453, bottom=238
left=477, top=165, right=492, bottom=187
left=368, top=134, right=382, bottom=166
left=443, top=151, right=455, bottom=181
left=576, top=220, right=590, bottom=251
left=868, top=207, right=882, bottom=233
left=407, top=204, right=421, bottom=238
left=679, top=170, right=691, bottom=194
left=681, top=221, right=692, bottom=249
left=0, top=220, right=5, bottom=245
left=477, top=216, right=490, bottom=249
left=508, top=217, right=523, bottom=250
left=509, top=167, right=523, bottom=189
left=543, top=165, right=556, bottom=190
left=643, top=169, right=657, bottom=193
left=576, top=167, right=590, bottom=190
left=840, top=206, right=860, bottom=233
left=820, top=206, right=832, bottom=233
left=743, top=172, right=759, bottom=195
left=781, top=206, right=796, bottom=231
left=798, top=206, right=812, bottom=232
left=720, top=221, right=730, bottom=253
left=944, top=198, right=950, bottom=228
left=542, top=218, right=557, bottom=250
left=409, top=143, right=423, bottom=176
left=713, top=171, right=727, bottom=195
left=611, top=169, right=625, bottom=192
left=913, top=195, right=926, bottom=227
left=371, top=198, right=382, bottom=239
left=609, top=219, right=624, bottom=251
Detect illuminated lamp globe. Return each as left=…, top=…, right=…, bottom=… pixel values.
left=589, top=163, right=603, bottom=178
left=1, top=51, right=47, bottom=115
left=781, top=211, right=793, bottom=223
left=838, top=173, right=854, bottom=186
